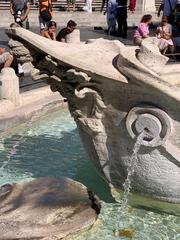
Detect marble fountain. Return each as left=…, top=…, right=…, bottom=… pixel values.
left=5, top=27, right=180, bottom=216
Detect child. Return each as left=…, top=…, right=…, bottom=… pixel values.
left=41, top=21, right=57, bottom=40
left=156, top=16, right=174, bottom=54
left=133, top=14, right=152, bottom=46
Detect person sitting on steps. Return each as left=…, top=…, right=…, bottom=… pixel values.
left=41, top=21, right=57, bottom=40
left=56, top=20, right=77, bottom=42
left=133, top=14, right=152, bottom=46
left=0, top=48, right=14, bottom=70
left=156, top=16, right=175, bottom=55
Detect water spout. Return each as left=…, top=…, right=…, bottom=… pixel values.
left=120, top=131, right=148, bottom=209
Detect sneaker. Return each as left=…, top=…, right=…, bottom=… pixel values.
left=18, top=64, right=24, bottom=77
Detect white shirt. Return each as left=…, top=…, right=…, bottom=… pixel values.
left=162, top=0, right=178, bottom=16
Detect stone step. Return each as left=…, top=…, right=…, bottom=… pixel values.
left=0, top=0, right=161, bottom=11
left=0, top=10, right=159, bottom=28
left=0, top=0, right=103, bottom=11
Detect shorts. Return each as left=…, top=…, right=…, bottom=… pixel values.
left=0, top=52, right=10, bottom=65
left=39, top=15, right=51, bottom=31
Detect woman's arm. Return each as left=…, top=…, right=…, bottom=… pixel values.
left=42, top=31, right=52, bottom=39
left=52, top=32, right=56, bottom=41
left=157, top=4, right=164, bottom=17
left=10, top=1, right=14, bottom=15
left=21, top=1, right=31, bottom=22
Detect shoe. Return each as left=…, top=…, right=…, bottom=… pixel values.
left=17, top=72, right=24, bottom=77
left=18, top=64, right=24, bottom=77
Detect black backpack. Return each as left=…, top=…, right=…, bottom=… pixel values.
left=12, top=0, right=26, bottom=12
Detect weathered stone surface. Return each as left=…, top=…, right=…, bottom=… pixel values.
left=0, top=67, right=20, bottom=105
left=8, top=39, right=34, bottom=64
left=5, top=27, right=180, bottom=214
left=0, top=177, right=99, bottom=239
left=65, top=29, right=81, bottom=43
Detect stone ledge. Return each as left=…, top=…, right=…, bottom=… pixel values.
left=0, top=86, right=66, bottom=132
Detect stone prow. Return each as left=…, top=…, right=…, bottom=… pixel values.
left=6, top=28, right=180, bottom=105
left=6, top=27, right=127, bottom=83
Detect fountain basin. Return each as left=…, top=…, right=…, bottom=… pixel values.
left=0, top=177, right=100, bottom=239
left=5, top=28, right=180, bottom=214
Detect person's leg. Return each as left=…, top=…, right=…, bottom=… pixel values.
left=72, top=0, right=76, bottom=11
left=87, top=0, right=92, bottom=13
left=169, top=44, right=175, bottom=54
left=122, top=18, right=127, bottom=38
left=4, top=53, right=13, bottom=68
left=67, top=0, right=70, bottom=11
left=0, top=52, right=14, bottom=68
left=39, top=16, right=46, bottom=34
left=117, top=8, right=123, bottom=37
left=122, top=8, right=127, bottom=38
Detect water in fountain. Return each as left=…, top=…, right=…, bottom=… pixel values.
left=0, top=110, right=44, bottom=183
left=0, top=109, right=179, bottom=239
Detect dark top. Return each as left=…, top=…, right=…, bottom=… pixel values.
left=56, top=28, right=69, bottom=41
left=11, top=0, right=29, bottom=12
left=116, top=0, right=128, bottom=6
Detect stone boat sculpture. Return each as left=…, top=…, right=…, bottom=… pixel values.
left=6, top=28, right=180, bottom=214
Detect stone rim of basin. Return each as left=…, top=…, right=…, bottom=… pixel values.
left=0, top=177, right=101, bottom=240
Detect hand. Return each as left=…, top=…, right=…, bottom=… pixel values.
left=52, top=32, right=56, bottom=40
left=0, top=48, right=5, bottom=54
left=20, top=15, right=26, bottom=22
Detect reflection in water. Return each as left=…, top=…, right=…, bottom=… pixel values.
left=0, top=108, right=179, bottom=239
left=0, top=109, right=112, bottom=202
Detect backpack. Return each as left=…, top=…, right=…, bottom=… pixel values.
left=11, top=0, right=27, bottom=12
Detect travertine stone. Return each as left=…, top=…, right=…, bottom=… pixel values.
left=6, top=27, right=180, bottom=214
left=0, top=68, right=20, bottom=105
left=66, top=29, right=81, bottom=43
left=0, top=178, right=99, bottom=240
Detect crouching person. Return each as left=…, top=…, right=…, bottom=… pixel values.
left=0, top=48, right=13, bottom=69
left=56, top=20, right=77, bottom=42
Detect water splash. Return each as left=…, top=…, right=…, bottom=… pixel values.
left=120, top=131, right=147, bottom=209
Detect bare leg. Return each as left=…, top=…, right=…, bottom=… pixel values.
left=4, top=54, right=13, bottom=68
left=162, top=47, right=168, bottom=55
left=169, top=45, right=175, bottom=54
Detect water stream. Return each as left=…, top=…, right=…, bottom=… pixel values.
left=120, top=131, right=146, bottom=209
